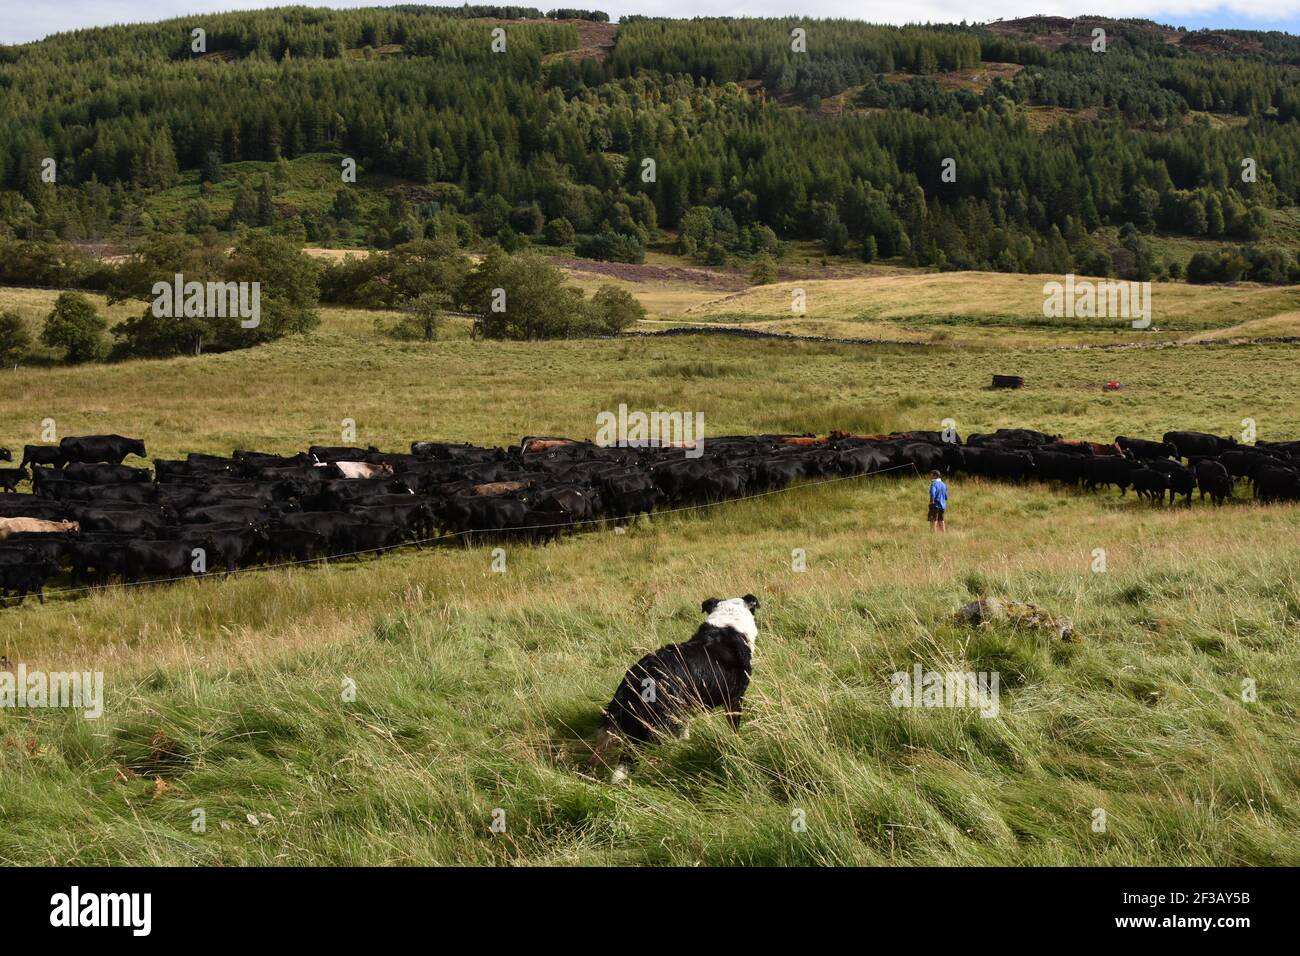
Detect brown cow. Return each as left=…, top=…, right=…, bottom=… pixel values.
left=0, top=517, right=80, bottom=541
left=781, top=436, right=830, bottom=445
left=1050, top=439, right=1122, bottom=457
left=472, top=481, right=530, bottom=497
left=523, top=439, right=574, bottom=454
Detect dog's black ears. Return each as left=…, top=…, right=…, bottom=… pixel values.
left=743, top=594, right=760, bottom=612
left=702, top=598, right=721, bottom=614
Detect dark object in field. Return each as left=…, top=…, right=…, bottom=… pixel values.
left=588, top=595, right=759, bottom=783
left=992, top=375, right=1024, bottom=389
left=0, top=448, right=10, bottom=462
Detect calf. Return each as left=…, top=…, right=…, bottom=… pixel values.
left=0, top=555, right=63, bottom=606
left=0, top=467, right=28, bottom=493
left=1130, top=468, right=1168, bottom=505
left=20, top=445, right=65, bottom=469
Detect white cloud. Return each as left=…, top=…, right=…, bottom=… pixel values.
left=2, top=1, right=1298, bottom=45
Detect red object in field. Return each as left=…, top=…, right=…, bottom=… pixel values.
left=1103, top=381, right=1121, bottom=391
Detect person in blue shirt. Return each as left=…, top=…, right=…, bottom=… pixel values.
left=928, top=470, right=948, bottom=533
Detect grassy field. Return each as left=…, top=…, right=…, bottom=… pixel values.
left=2, top=278, right=1300, bottom=865
left=678, top=270, right=1300, bottom=346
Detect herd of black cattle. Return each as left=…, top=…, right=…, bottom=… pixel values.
left=1, top=426, right=1299, bottom=607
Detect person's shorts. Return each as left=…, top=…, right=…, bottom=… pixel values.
left=928, top=505, right=946, bottom=521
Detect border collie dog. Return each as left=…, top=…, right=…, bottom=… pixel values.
left=589, top=595, right=759, bottom=783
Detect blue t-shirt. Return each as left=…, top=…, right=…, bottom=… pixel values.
left=930, top=478, right=948, bottom=509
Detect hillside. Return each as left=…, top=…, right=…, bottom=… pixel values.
left=3, top=8, right=1300, bottom=286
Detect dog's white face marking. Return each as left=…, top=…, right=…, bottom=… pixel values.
left=705, top=598, right=758, bottom=650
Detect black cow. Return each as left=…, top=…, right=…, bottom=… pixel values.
left=62, top=462, right=151, bottom=484
left=0, top=467, right=28, bottom=493
left=265, top=527, right=326, bottom=564
left=526, top=485, right=600, bottom=523
left=1084, top=456, right=1134, bottom=494
left=1130, top=468, right=1168, bottom=504
left=1116, top=436, right=1177, bottom=460
left=963, top=447, right=1034, bottom=481
left=898, top=442, right=948, bottom=476
left=60, top=435, right=147, bottom=465
left=1256, top=440, right=1300, bottom=458
left=310, top=445, right=381, bottom=462
left=344, top=501, right=435, bottom=541
left=834, top=446, right=892, bottom=478
left=1219, top=449, right=1271, bottom=486
left=1194, top=460, right=1233, bottom=506
left=74, top=506, right=171, bottom=535
left=1255, top=466, right=1300, bottom=503
left=125, top=540, right=200, bottom=580
left=201, top=524, right=267, bottom=573
left=0, top=448, right=10, bottom=462
left=0, top=554, right=63, bottom=606
left=58, top=482, right=157, bottom=505
left=0, top=495, right=70, bottom=520
left=331, top=520, right=404, bottom=558
left=891, top=429, right=963, bottom=446
left=0, top=531, right=75, bottom=564
left=1162, top=431, right=1236, bottom=461
left=1149, top=459, right=1195, bottom=505
left=20, top=445, right=65, bottom=469
left=181, top=503, right=272, bottom=526
left=436, top=495, right=531, bottom=538
left=67, top=535, right=133, bottom=582
left=1030, top=450, right=1086, bottom=486
left=155, top=457, right=232, bottom=482
left=989, top=428, right=1060, bottom=447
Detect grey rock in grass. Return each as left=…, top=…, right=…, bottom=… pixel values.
left=956, top=597, right=1076, bottom=642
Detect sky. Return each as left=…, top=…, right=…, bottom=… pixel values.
left=2, top=0, right=1298, bottom=45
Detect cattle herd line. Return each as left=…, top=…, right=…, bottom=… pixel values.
left=0, top=426, right=1299, bottom=607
